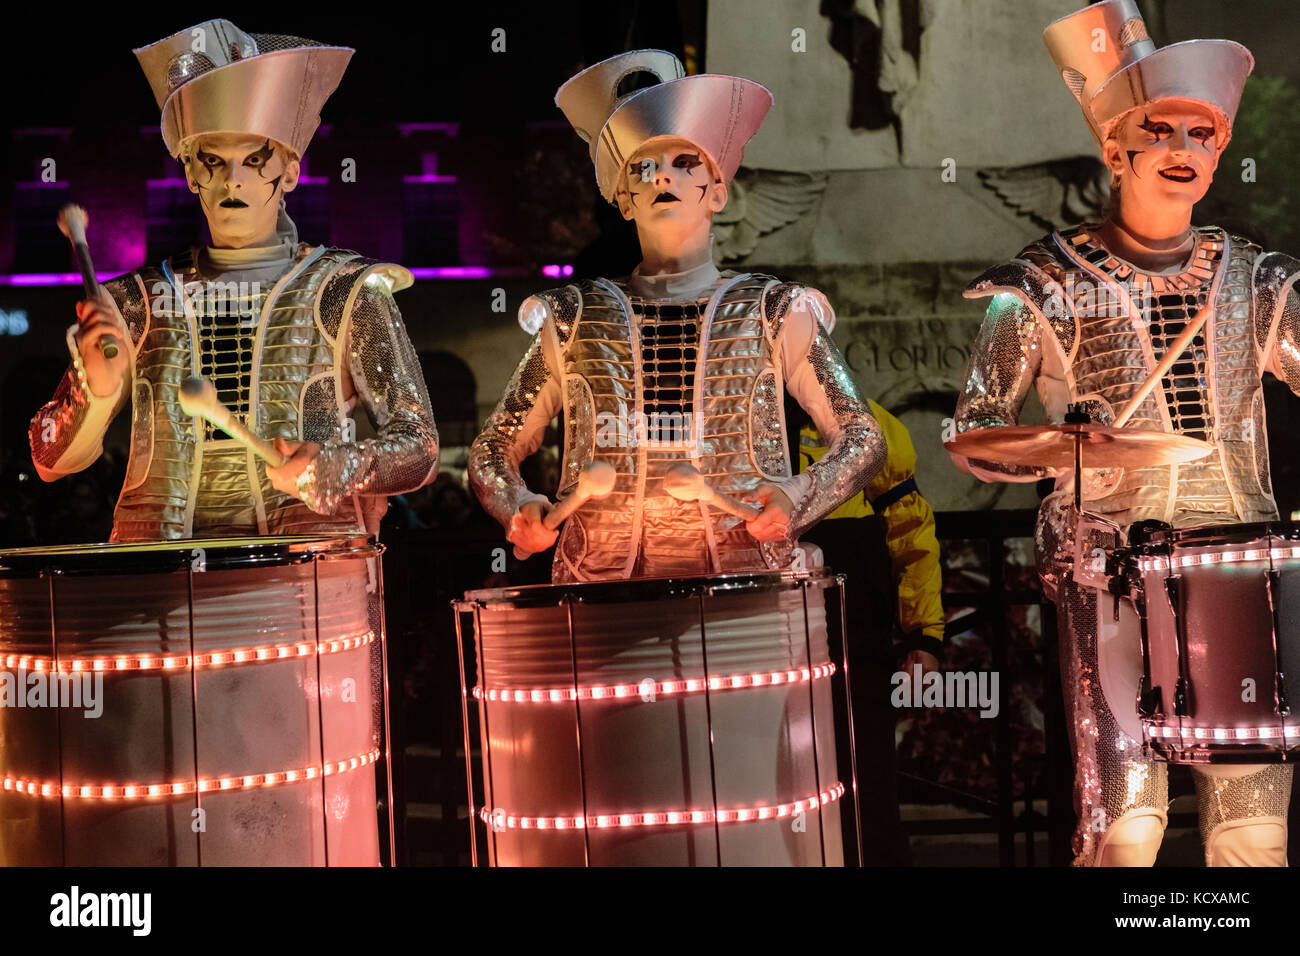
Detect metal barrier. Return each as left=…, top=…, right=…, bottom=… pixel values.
left=913, top=509, right=1073, bottom=866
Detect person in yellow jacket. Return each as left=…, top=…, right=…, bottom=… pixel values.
left=795, top=398, right=944, bottom=864
left=800, top=399, right=943, bottom=669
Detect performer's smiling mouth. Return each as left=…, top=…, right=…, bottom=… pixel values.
left=652, top=192, right=680, bottom=204
left=219, top=197, right=249, bottom=208
left=1159, top=165, right=1197, bottom=183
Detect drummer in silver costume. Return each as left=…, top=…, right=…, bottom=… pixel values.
left=29, top=20, right=438, bottom=542
left=951, top=1, right=1300, bottom=866
left=469, top=52, right=885, bottom=582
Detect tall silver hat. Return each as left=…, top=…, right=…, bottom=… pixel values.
left=556, top=50, right=773, bottom=203
left=135, top=19, right=353, bottom=158
left=1043, top=0, right=1253, bottom=148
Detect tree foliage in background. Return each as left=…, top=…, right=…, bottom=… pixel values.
left=1199, top=74, right=1300, bottom=252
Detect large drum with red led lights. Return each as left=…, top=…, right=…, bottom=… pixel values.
left=1125, top=521, right=1300, bottom=763
left=456, top=570, right=852, bottom=866
left=0, top=535, right=386, bottom=866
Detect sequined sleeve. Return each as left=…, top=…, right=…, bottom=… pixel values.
left=1258, top=254, right=1300, bottom=396
left=467, top=330, right=563, bottom=528
left=30, top=348, right=128, bottom=481
left=30, top=286, right=135, bottom=481
left=296, top=282, right=439, bottom=514
left=781, top=310, right=887, bottom=540
left=952, top=292, right=1048, bottom=482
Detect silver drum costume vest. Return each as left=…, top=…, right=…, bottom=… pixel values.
left=104, top=245, right=397, bottom=541
left=537, top=273, right=797, bottom=582
left=969, top=225, right=1276, bottom=534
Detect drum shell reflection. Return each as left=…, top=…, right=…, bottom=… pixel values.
left=467, top=573, right=844, bottom=866
left=0, top=536, right=381, bottom=866
left=1133, top=523, right=1300, bottom=762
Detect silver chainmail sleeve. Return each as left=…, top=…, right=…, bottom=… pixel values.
left=953, top=291, right=1050, bottom=482
left=467, top=330, right=563, bottom=528
left=296, top=281, right=439, bottom=513
left=1260, top=260, right=1300, bottom=395
left=783, top=322, right=886, bottom=540
left=30, top=278, right=140, bottom=480
left=30, top=359, right=129, bottom=481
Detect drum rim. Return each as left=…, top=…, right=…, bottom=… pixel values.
left=1126, top=520, right=1300, bottom=552
left=0, top=533, right=379, bottom=576
left=460, top=568, right=839, bottom=609
left=1141, top=728, right=1300, bottom=763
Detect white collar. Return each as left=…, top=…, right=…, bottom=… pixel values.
left=202, top=240, right=295, bottom=272
left=628, top=258, right=722, bottom=300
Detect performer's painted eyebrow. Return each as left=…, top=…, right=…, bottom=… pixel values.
left=632, top=157, right=657, bottom=182
left=1137, top=115, right=1170, bottom=135
left=244, top=141, right=275, bottom=166
left=195, top=147, right=223, bottom=165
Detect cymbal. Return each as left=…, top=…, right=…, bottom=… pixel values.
left=945, top=423, right=1214, bottom=469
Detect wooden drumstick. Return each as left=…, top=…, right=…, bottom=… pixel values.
left=179, top=377, right=286, bottom=467
left=1113, top=302, right=1212, bottom=428
left=57, top=204, right=119, bottom=360
left=543, top=462, right=617, bottom=530
left=512, top=462, right=617, bottom=560
left=663, top=463, right=762, bottom=521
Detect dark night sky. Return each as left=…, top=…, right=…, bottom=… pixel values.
left=1, top=2, right=700, bottom=131
left=4, top=2, right=1297, bottom=142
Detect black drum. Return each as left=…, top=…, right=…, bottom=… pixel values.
left=0, top=535, right=392, bottom=865
left=454, top=569, right=860, bottom=866
left=1125, top=522, right=1300, bottom=763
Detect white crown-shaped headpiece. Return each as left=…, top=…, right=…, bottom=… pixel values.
left=556, top=50, right=772, bottom=203
left=1043, top=0, right=1252, bottom=148
left=135, top=19, right=353, bottom=158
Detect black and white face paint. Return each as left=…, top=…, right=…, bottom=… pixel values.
left=183, top=132, right=298, bottom=247
left=618, top=138, right=725, bottom=235
left=1108, top=100, right=1220, bottom=210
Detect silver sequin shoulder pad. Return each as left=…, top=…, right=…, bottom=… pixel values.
left=517, top=284, right=584, bottom=348
left=965, top=234, right=1076, bottom=360
left=759, top=277, right=835, bottom=341
left=1252, top=245, right=1300, bottom=352
left=315, top=250, right=413, bottom=343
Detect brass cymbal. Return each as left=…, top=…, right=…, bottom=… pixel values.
left=945, top=423, right=1214, bottom=469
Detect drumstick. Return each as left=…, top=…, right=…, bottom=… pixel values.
left=57, top=204, right=119, bottom=360
left=542, top=462, right=617, bottom=530
left=1113, top=302, right=1212, bottom=428
left=663, top=463, right=763, bottom=521
left=512, top=462, right=617, bottom=560
left=179, top=377, right=286, bottom=467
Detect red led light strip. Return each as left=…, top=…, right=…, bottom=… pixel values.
left=478, top=782, right=846, bottom=830
left=1137, top=545, right=1300, bottom=572
left=1147, top=724, right=1300, bottom=741
left=2, top=747, right=380, bottom=800
left=1, top=630, right=373, bottom=674
left=473, top=663, right=836, bottom=704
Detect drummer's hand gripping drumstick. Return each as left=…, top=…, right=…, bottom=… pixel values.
left=1112, top=302, right=1212, bottom=429
left=179, top=377, right=286, bottom=467
left=57, top=204, right=119, bottom=360
left=512, top=462, right=617, bottom=559
left=663, top=463, right=763, bottom=520
left=543, top=461, right=617, bottom=531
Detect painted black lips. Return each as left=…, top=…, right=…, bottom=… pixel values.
left=652, top=193, right=680, bottom=204
left=1159, top=166, right=1197, bottom=183
left=219, top=198, right=249, bottom=208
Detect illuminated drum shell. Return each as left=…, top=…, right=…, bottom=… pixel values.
left=0, top=535, right=381, bottom=866
left=463, top=570, right=845, bottom=866
left=1130, top=522, right=1300, bottom=763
